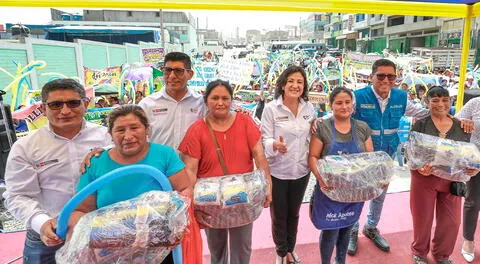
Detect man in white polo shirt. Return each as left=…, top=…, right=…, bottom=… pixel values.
left=3, top=79, right=111, bottom=264
left=139, top=52, right=206, bottom=150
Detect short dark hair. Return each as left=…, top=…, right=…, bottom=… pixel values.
left=372, top=59, right=396, bottom=75
left=427, top=86, right=450, bottom=99
left=329, top=87, right=353, bottom=105
left=204, top=79, right=233, bottom=103
left=164, top=52, right=192, bottom=69
left=274, top=65, right=308, bottom=101
left=41, top=78, right=86, bottom=103
left=107, top=104, right=149, bottom=134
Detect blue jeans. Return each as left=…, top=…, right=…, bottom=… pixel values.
left=320, top=225, right=354, bottom=264
left=23, top=229, right=63, bottom=264
left=353, top=187, right=388, bottom=231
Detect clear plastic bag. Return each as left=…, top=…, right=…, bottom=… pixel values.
left=193, top=170, right=268, bottom=228
left=56, top=191, right=190, bottom=264
left=317, top=151, right=396, bottom=202
left=406, top=131, right=480, bottom=182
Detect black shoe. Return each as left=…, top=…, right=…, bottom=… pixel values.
left=347, top=228, right=358, bottom=255
left=362, top=226, right=390, bottom=252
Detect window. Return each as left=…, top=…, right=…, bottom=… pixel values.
left=413, top=16, right=418, bottom=22
left=388, top=16, right=405, bottom=27
left=156, top=12, right=160, bottom=17
left=127, top=11, right=133, bottom=17
left=424, top=16, right=433, bottom=21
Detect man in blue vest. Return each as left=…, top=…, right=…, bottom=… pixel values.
left=348, top=59, right=425, bottom=255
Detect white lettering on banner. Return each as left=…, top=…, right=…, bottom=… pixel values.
left=325, top=211, right=355, bottom=221
left=217, top=58, right=254, bottom=86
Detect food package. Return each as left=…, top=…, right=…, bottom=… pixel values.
left=406, top=131, right=480, bottom=182
left=56, top=191, right=189, bottom=264
left=193, top=170, right=268, bottom=229
left=317, top=151, right=395, bottom=202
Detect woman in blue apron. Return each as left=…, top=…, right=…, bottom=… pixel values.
left=308, top=87, right=374, bottom=264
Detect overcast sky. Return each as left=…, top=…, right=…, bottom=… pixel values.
left=0, top=7, right=308, bottom=37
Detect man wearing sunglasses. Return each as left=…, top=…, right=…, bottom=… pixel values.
left=138, top=51, right=205, bottom=151
left=3, top=79, right=111, bottom=264
left=347, top=59, right=431, bottom=255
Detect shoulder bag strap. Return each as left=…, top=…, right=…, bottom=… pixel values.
left=205, top=118, right=230, bottom=175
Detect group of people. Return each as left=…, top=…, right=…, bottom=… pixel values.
left=2, top=53, right=480, bottom=264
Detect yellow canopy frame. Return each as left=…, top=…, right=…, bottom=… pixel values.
left=2, top=0, right=480, bottom=110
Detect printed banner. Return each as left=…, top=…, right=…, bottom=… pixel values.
left=84, top=66, right=122, bottom=88
left=217, top=58, right=254, bottom=86
left=85, top=107, right=115, bottom=126
left=188, top=62, right=218, bottom=91
left=141, top=48, right=165, bottom=64
left=308, top=92, right=328, bottom=104
left=12, top=102, right=48, bottom=131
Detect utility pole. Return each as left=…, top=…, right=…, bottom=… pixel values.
left=160, top=9, right=165, bottom=48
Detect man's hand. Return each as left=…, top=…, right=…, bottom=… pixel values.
left=80, top=148, right=105, bottom=173
left=194, top=211, right=213, bottom=229
left=40, top=219, right=63, bottom=247
left=417, top=164, right=433, bottom=176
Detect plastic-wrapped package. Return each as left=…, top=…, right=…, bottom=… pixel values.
left=56, top=191, right=189, bottom=264
left=194, top=170, right=268, bottom=228
left=406, top=131, right=480, bottom=182
left=317, top=151, right=395, bottom=202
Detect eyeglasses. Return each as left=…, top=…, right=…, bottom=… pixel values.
left=162, top=67, right=191, bottom=77
left=375, top=74, right=397, bottom=81
left=45, top=100, right=83, bottom=110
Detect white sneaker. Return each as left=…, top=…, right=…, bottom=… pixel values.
left=462, top=248, right=475, bottom=262
left=275, top=255, right=286, bottom=264
left=462, top=240, right=475, bottom=263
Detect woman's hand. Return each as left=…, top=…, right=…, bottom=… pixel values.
left=194, top=211, right=213, bottom=229
left=417, top=164, right=433, bottom=176
left=465, top=168, right=480, bottom=177
left=273, top=136, right=287, bottom=154
left=263, top=193, right=272, bottom=208
left=80, top=148, right=105, bottom=173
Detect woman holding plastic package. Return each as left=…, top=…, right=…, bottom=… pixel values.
left=409, top=86, right=479, bottom=264
left=456, top=96, right=480, bottom=263
left=260, top=65, right=315, bottom=264
left=68, top=105, right=191, bottom=264
left=308, top=87, right=374, bottom=264
left=178, top=79, right=272, bottom=264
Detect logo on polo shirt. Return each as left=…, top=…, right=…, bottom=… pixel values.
left=303, top=115, right=311, bottom=120
left=360, top=104, right=376, bottom=109
left=152, top=108, right=168, bottom=115
left=190, top=107, right=199, bottom=113
left=390, top=105, right=403, bottom=109
left=34, top=159, right=59, bottom=168
left=275, top=116, right=289, bottom=122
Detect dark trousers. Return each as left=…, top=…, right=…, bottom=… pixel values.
left=320, top=225, right=354, bottom=264
left=23, top=229, right=63, bottom=264
left=463, top=172, right=480, bottom=241
left=270, top=174, right=310, bottom=257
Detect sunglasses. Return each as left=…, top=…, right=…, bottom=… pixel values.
left=46, top=100, right=83, bottom=110
left=375, top=74, right=397, bottom=81
left=162, top=67, right=191, bottom=77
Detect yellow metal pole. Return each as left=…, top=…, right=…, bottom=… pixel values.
left=456, top=5, right=472, bottom=112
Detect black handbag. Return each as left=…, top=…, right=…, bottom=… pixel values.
left=450, top=181, right=468, bottom=197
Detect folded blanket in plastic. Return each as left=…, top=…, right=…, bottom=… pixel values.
left=317, top=151, right=395, bottom=202
left=194, top=169, right=268, bottom=228
left=56, top=191, right=189, bottom=264
left=406, top=131, right=480, bottom=182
